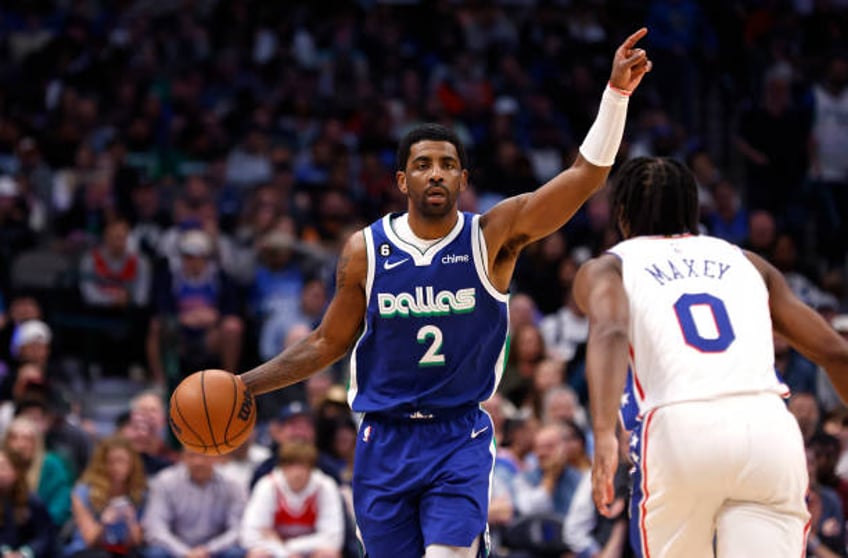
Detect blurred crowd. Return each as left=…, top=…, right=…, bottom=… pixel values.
left=0, top=0, right=846, bottom=556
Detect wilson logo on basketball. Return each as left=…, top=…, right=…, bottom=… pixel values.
left=237, top=390, right=254, bottom=421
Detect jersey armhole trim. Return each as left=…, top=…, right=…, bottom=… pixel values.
left=604, top=249, right=623, bottom=261
left=362, top=227, right=376, bottom=302
left=471, top=215, right=509, bottom=303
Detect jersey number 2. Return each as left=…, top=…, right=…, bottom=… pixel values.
left=417, top=325, right=446, bottom=367
left=673, top=293, right=736, bottom=353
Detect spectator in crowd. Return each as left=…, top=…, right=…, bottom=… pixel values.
left=250, top=224, right=309, bottom=360
left=116, top=410, right=173, bottom=479
left=142, top=450, right=247, bottom=558
left=217, top=431, right=272, bottom=493
left=0, top=447, right=56, bottom=558
left=735, top=62, right=810, bottom=227
left=514, top=232, right=570, bottom=315
left=9, top=320, right=51, bottom=373
left=14, top=393, right=91, bottom=482
left=77, top=215, right=151, bottom=377
left=558, top=419, right=610, bottom=558
left=0, top=364, right=45, bottom=438
left=810, top=432, right=848, bottom=523
left=313, top=387, right=352, bottom=454
left=240, top=441, right=344, bottom=558
left=255, top=325, right=312, bottom=423
left=250, top=402, right=315, bottom=489
left=513, top=423, right=584, bottom=519
left=743, top=209, right=777, bottom=258
left=704, top=178, right=749, bottom=246
left=542, top=385, right=589, bottom=435
left=822, top=315, right=848, bottom=416
left=539, top=288, right=589, bottom=366
left=78, top=216, right=151, bottom=309
left=500, top=324, right=547, bottom=409
left=3, top=416, right=72, bottom=529
left=789, top=392, right=823, bottom=444
left=126, top=181, right=170, bottom=261
left=7, top=318, right=80, bottom=396
left=806, top=443, right=847, bottom=557
left=259, top=277, right=327, bottom=366
left=315, top=415, right=356, bottom=488
left=55, top=171, right=115, bottom=249
left=146, top=229, right=244, bottom=388
left=775, top=332, right=819, bottom=397
left=63, top=436, right=146, bottom=558
left=529, top=359, right=566, bottom=420
left=128, top=392, right=176, bottom=466
left=809, top=53, right=848, bottom=265
left=0, top=294, right=41, bottom=371
left=0, top=176, right=37, bottom=294
left=507, top=294, right=539, bottom=337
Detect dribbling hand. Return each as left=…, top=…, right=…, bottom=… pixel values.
left=609, top=28, right=652, bottom=94
left=591, top=432, right=619, bottom=518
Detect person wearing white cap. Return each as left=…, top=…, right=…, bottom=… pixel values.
left=10, top=319, right=52, bottom=369
left=146, top=229, right=244, bottom=388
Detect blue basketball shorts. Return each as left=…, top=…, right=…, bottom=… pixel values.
left=352, top=405, right=495, bottom=558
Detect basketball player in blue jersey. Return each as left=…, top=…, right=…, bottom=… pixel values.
left=240, top=29, right=652, bottom=558
left=575, top=156, right=848, bottom=557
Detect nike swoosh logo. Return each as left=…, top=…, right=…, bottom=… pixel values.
left=383, top=258, right=409, bottom=271
left=470, top=426, right=489, bottom=439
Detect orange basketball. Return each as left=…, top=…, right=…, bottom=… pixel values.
left=168, top=369, right=256, bottom=455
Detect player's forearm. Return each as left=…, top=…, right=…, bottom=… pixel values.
left=240, top=331, right=345, bottom=395
left=513, top=84, right=629, bottom=243
left=524, top=159, right=611, bottom=233
left=587, top=326, right=630, bottom=436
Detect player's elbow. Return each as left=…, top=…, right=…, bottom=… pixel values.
left=590, top=322, right=629, bottom=350
left=313, top=326, right=354, bottom=365
left=822, top=344, right=848, bottom=380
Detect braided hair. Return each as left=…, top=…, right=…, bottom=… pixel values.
left=610, top=156, right=700, bottom=238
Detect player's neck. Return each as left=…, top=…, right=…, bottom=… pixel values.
left=405, top=210, right=459, bottom=241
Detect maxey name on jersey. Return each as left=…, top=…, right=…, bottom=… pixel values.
left=643, top=257, right=732, bottom=286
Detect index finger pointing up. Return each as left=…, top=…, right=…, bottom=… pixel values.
left=621, top=27, right=648, bottom=50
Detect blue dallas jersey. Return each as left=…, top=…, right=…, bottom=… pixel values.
left=350, top=211, right=509, bottom=414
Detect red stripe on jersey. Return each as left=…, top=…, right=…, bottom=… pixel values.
left=629, top=344, right=646, bottom=401
left=640, top=409, right=657, bottom=558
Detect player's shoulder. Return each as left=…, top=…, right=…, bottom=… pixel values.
left=340, top=227, right=368, bottom=258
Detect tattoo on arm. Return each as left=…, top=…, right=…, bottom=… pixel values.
left=336, top=253, right=350, bottom=289
left=241, top=335, right=330, bottom=395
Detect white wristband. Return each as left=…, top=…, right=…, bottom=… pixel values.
left=578, top=84, right=630, bottom=167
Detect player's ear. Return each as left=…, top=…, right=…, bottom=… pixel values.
left=616, top=206, right=629, bottom=238
left=459, top=169, right=468, bottom=192
left=396, top=170, right=408, bottom=194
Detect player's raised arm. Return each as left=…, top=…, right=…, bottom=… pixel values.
left=481, top=28, right=652, bottom=260
left=573, top=253, right=631, bottom=517
left=240, top=231, right=368, bottom=395
left=746, top=251, right=848, bottom=401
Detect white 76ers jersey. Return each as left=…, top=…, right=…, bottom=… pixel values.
left=609, top=235, right=788, bottom=416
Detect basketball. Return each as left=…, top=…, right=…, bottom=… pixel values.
left=168, top=369, right=256, bottom=455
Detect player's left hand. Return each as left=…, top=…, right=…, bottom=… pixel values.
left=609, top=27, right=652, bottom=94
left=591, top=432, right=619, bottom=517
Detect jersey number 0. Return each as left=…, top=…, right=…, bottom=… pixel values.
left=673, top=292, right=736, bottom=353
